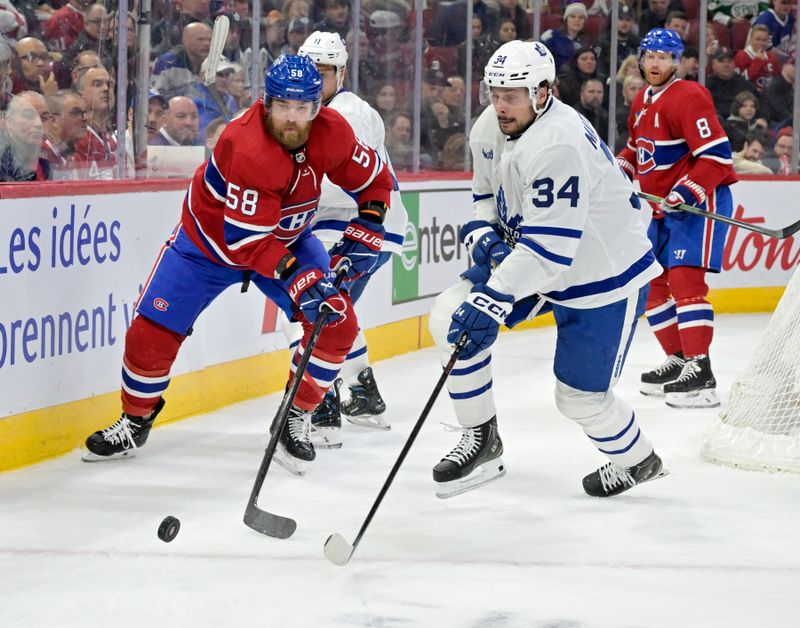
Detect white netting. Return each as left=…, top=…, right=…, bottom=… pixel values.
left=701, top=267, right=800, bottom=473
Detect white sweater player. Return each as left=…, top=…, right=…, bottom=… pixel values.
left=429, top=40, right=667, bottom=499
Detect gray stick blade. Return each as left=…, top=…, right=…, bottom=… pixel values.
left=323, top=533, right=353, bottom=566
left=243, top=506, right=296, bottom=539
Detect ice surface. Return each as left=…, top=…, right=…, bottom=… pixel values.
left=1, top=314, right=798, bottom=628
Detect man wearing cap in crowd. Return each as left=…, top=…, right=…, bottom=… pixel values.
left=706, top=46, right=759, bottom=118
left=263, top=9, right=288, bottom=63
left=284, top=16, right=312, bottom=55
left=541, top=1, right=587, bottom=72
left=762, top=126, right=795, bottom=174
left=313, top=0, right=350, bottom=40
left=595, top=3, right=640, bottom=74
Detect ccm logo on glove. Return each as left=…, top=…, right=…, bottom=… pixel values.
left=470, top=295, right=509, bottom=321
left=343, top=224, right=383, bottom=250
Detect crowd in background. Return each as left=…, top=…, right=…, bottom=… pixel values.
left=0, top=0, right=797, bottom=181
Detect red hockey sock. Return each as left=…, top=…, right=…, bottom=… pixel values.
left=645, top=270, right=682, bottom=356
left=670, top=266, right=714, bottom=358
left=121, top=316, right=185, bottom=416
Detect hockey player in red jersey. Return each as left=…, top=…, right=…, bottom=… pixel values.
left=617, top=28, right=738, bottom=409
left=83, top=55, right=393, bottom=475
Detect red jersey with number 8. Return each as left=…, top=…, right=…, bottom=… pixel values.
left=181, top=101, right=392, bottom=278
left=617, top=79, right=737, bottom=210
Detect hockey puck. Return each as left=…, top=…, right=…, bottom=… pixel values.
left=157, top=516, right=180, bottom=542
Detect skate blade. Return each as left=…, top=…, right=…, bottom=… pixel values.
left=81, top=450, right=137, bottom=462
left=639, top=382, right=666, bottom=397
left=344, top=414, right=391, bottom=430
left=309, top=426, right=343, bottom=449
left=665, top=389, right=720, bottom=409
left=273, top=446, right=309, bottom=476
left=435, top=459, right=506, bottom=499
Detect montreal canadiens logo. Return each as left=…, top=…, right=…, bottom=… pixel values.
left=636, top=138, right=657, bottom=174
left=153, top=298, right=169, bottom=311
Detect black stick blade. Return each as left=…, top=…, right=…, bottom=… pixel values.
left=323, top=533, right=353, bottom=566
left=243, top=505, right=297, bottom=539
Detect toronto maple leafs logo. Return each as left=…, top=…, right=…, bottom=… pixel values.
left=496, top=186, right=521, bottom=244
left=482, top=148, right=493, bottom=160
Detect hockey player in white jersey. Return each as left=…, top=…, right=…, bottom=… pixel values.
left=290, top=31, right=409, bottom=446
left=429, top=40, right=668, bottom=498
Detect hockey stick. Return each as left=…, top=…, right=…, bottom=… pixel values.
left=202, top=15, right=232, bottom=122
left=244, top=268, right=348, bottom=539
left=323, top=332, right=469, bottom=566
left=637, top=191, right=800, bottom=239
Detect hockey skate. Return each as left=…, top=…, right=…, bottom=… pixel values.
left=664, top=355, right=720, bottom=408
left=582, top=450, right=668, bottom=497
left=640, top=352, right=685, bottom=396
left=273, top=406, right=316, bottom=476
left=433, top=417, right=506, bottom=499
left=342, top=367, right=390, bottom=430
left=309, top=379, right=343, bottom=449
left=82, top=399, right=166, bottom=462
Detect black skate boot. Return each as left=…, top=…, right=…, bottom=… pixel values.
left=663, top=355, right=720, bottom=408
left=274, top=406, right=316, bottom=476
left=640, top=352, right=685, bottom=396
left=342, top=367, right=390, bottom=430
left=433, top=416, right=506, bottom=499
left=310, top=379, right=343, bottom=449
left=582, top=450, right=668, bottom=497
left=82, top=398, right=166, bottom=462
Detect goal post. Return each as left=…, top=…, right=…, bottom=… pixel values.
left=701, top=267, right=800, bottom=473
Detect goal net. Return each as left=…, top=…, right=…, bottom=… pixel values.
left=701, top=267, right=800, bottom=473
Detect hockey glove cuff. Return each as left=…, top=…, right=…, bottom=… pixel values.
left=330, top=217, right=385, bottom=280
left=286, top=265, right=346, bottom=324
left=447, top=284, right=514, bottom=360
left=661, top=177, right=706, bottom=220
left=617, top=157, right=635, bottom=181
left=460, top=220, right=512, bottom=268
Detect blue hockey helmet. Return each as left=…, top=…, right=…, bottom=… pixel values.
left=638, top=28, right=684, bottom=63
left=264, top=54, right=323, bottom=116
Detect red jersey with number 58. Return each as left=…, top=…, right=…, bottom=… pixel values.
left=181, top=101, right=392, bottom=278
left=617, top=79, right=737, bottom=206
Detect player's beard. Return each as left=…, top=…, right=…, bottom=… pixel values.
left=645, top=66, right=675, bottom=88
left=265, top=115, right=311, bottom=150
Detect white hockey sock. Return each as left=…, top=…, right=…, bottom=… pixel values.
left=339, top=328, right=370, bottom=385
left=444, top=348, right=496, bottom=428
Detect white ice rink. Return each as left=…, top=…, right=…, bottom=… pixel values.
left=2, top=313, right=798, bottom=628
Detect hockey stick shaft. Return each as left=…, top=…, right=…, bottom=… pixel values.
left=244, top=268, right=348, bottom=538
left=204, top=15, right=232, bottom=121
left=324, top=333, right=468, bottom=565
left=637, top=191, right=800, bottom=239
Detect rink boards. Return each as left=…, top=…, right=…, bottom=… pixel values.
left=1, top=175, right=798, bottom=471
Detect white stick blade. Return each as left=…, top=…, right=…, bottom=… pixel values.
left=323, top=533, right=353, bottom=566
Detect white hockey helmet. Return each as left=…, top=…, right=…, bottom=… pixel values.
left=299, top=30, right=348, bottom=91
left=481, top=40, right=556, bottom=114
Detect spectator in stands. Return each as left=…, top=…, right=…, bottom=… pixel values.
left=709, top=0, right=768, bottom=29
left=663, top=11, right=689, bottom=42
left=595, top=4, right=640, bottom=75
left=146, top=92, right=168, bottom=143
left=706, top=46, right=758, bottom=118
left=371, top=82, right=397, bottom=123
left=227, top=63, right=249, bottom=110
left=363, top=10, right=414, bottom=100
left=615, top=73, right=645, bottom=151
left=314, top=0, right=350, bottom=40
left=764, top=57, right=794, bottom=126
left=0, top=1, right=28, bottom=44
left=436, top=132, right=466, bottom=171
left=385, top=110, right=412, bottom=169
left=575, top=77, right=608, bottom=137
left=426, top=0, right=469, bottom=46
left=487, top=18, right=517, bottom=57
left=54, top=45, right=99, bottom=90
left=703, top=22, right=720, bottom=60
left=41, top=0, right=92, bottom=52
left=43, top=89, right=87, bottom=179
left=0, top=95, right=49, bottom=181
left=57, top=3, right=106, bottom=73
left=12, top=36, right=58, bottom=96
left=165, top=0, right=214, bottom=51
left=74, top=65, right=116, bottom=179
left=154, top=21, right=212, bottom=78
left=735, top=23, right=781, bottom=95
left=441, top=75, right=465, bottom=118
left=542, top=1, right=587, bottom=72
left=284, top=16, right=312, bottom=55
left=677, top=45, right=699, bottom=80
left=732, top=128, right=773, bottom=174
left=0, top=38, right=11, bottom=110
left=417, top=63, right=446, bottom=155
left=457, top=15, right=493, bottom=85
left=283, top=0, right=310, bottom=21
left=638, top=0, right=669, bottom=35
left=192, top=59, right=236, bottom=137
left=762, top=126, right=793, bottom=174
left=429, top=98, right=462, bottom=155
left=204, top=115, right=227, bottom=158
left=754, top=0, right=794, bottom=60
left=221, top=12, right=244, bottom=64
left=725, top=90, right=767, bottom=151
left=263, top=9, right=288, bottom=64
left=152, top=96, right=201, bottom=146
left=17, top=90, right=53, bottom=138
left=557, top=46, right=604, bottom=108
left=497, top=0, right=531, bottom=41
